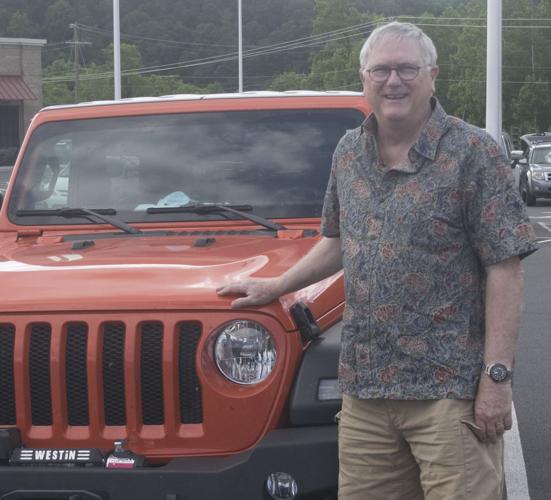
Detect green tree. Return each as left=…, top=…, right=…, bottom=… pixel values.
left=45, top=0, right=75, bottom=43
left=301, top=0, right=376, bottom=91
left=6, top=11, right=35, bottom=37
left=269, top=72, right=310, bottom=91
left=43, top=59, right=74, bottom=106
left=444, top=0, right=486, bottom=125
left=307, top=43, right=363, bottom=90
left=4, top=0, right=488, bottom=102
left=501, top=0, right=537, bottom=137
left=512, top=76, right=551, bottom=134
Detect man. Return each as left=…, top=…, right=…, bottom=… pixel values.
left=217, top=21, right=538, bottom=500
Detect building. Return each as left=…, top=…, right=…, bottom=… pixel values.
left=0, top=37, right=46, bottom=166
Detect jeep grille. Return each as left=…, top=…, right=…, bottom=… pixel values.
left=0, top=320, right=203, bottom=428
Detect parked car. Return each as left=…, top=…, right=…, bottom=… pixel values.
left=498, top=131, right=522, bottom=192
left=0, top=165, right=13, bottom=195
left=485, top=131, right=519, bottom=191
left=514, top=132, right=551, bottom=206
left=499, top=131, right=514, bottom=160
left=41, top=164, right=69, bottom=209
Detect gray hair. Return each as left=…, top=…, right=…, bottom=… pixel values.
left=359, top=21, right=438, bottom=69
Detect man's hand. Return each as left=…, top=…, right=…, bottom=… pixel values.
left=473, top=374, right=513, bottom=442
left=217, top=237, right=343, bottom=309
left=216, top=278, right=281, bottom=309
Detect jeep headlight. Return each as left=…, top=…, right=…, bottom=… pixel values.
left=214, top=320, right=277, bottom=384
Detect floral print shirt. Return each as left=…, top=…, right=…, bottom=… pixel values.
left=321, top=99, right=538, bottom=400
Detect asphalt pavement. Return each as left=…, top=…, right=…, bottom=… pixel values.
left=513, top=199, right=551, bottom=500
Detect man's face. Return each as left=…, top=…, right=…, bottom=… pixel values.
left=360, top=37, right=438, bottom=127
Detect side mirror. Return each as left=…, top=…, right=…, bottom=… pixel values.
left=511, top=150, right=524, bottom=161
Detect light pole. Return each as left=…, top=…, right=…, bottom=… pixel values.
left=113, top=0, right=121, bottom=100
left=485, top=0, right=501, bottom=141
left=238, top=0, right=243, bottom=93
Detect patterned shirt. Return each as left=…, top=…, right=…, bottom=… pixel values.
left=321, top=99, right=538, bottom=400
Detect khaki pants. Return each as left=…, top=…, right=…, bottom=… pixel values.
left=338, top=395, right=504, bottom=500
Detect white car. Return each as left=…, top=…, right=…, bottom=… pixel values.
left=498, top=132, right=523, bottom=193
left=44, top=165, right=69, bottom=209
left=0, top=165, right=13, bottom=196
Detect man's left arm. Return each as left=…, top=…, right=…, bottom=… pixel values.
left=474, top=255, right=523, bottom=442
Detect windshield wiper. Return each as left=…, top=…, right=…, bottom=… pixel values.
left=16, top=208, right=141, bottom=235
left=147, top=203, right=286, bottom=231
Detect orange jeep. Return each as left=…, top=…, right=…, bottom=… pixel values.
left=0, top=91, right=370, bottom=500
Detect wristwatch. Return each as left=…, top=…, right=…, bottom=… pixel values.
left=483, top=363, right=513, bottom=383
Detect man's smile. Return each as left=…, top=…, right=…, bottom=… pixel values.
left=383, top=93, right=408, bottom=100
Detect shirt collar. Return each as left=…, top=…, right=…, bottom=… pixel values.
left=361, top=97, right=450, bottom=163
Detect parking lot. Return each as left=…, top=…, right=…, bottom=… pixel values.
left=509, top=200, right=551, bottom=500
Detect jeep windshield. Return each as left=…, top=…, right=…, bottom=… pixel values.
left=8, top=108, right=365, bottom=226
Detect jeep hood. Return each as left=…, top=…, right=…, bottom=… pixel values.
left=0, top=233, right=343, bottom=322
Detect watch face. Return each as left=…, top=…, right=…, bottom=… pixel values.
left=490, top=363, right=509, bottom=382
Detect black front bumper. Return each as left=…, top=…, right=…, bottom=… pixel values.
left=0, top=425, right=337, bottom=500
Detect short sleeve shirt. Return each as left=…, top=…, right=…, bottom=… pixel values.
left=321, top=99, right=538, bottom=400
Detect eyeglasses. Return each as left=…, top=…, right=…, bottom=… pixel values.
left=363, top=64, right=425, bottom=82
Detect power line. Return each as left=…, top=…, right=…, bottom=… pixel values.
left=44, top=19, right=385, bottom=83
left=44, top=41, right=72, bottom=48
left=75, top=23, right=242, bottom=48
left=43, top=16, right=551, bottom=87
left=402, top=16, right=551, bottom=22
left=409, top=22, right=551, bottom=29
left=49, top=16, right=551, bottom=84
left=73, top=18, right=383, bottom=50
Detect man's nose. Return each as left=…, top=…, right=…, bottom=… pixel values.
left=386, top=68, right=403, bottom=84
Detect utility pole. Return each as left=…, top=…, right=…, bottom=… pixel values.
left=67, top=23, right=90, bottom=103
left=72, top=23, right=79, bottom=102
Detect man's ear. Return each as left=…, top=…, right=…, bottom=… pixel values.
left=430, top=65, right=439, bottom=93
left=359, top=68, right=366, bottom=85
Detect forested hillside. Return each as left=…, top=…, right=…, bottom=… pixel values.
left=1, top=0, right=550, bottom=137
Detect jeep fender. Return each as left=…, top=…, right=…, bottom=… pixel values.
left=288, top=321, right=342, bottom=426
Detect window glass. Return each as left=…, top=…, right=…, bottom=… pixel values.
left=500, top=133, right=512, bottom=159
left=521, top=141, right=529, bottom=156
left=532, top=146, right=551, bottom=164
left=9, top=108, right=365, bottom=225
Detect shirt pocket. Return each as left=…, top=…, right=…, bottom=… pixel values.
left=398, top=186, right=465, bottom=254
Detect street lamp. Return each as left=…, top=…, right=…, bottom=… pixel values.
left=113, top=0, right=121, bottom=100
left=485, top=0, right=501, bottom=141
left=238, top=0, right=243, bottom=93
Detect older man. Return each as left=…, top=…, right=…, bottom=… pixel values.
left=218, top=21, right=538, bottom=500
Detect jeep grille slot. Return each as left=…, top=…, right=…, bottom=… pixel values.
left=140, top=322, right=164, bottom=425
left=66, top=323, right=90, bottom=426
left=178, top=322, right=203, bottom=424
left=30, top=324, right=53, bottom=425
left=102, top=322, right=127, bottom=425
left=0, top=324, right=16, bottom=424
